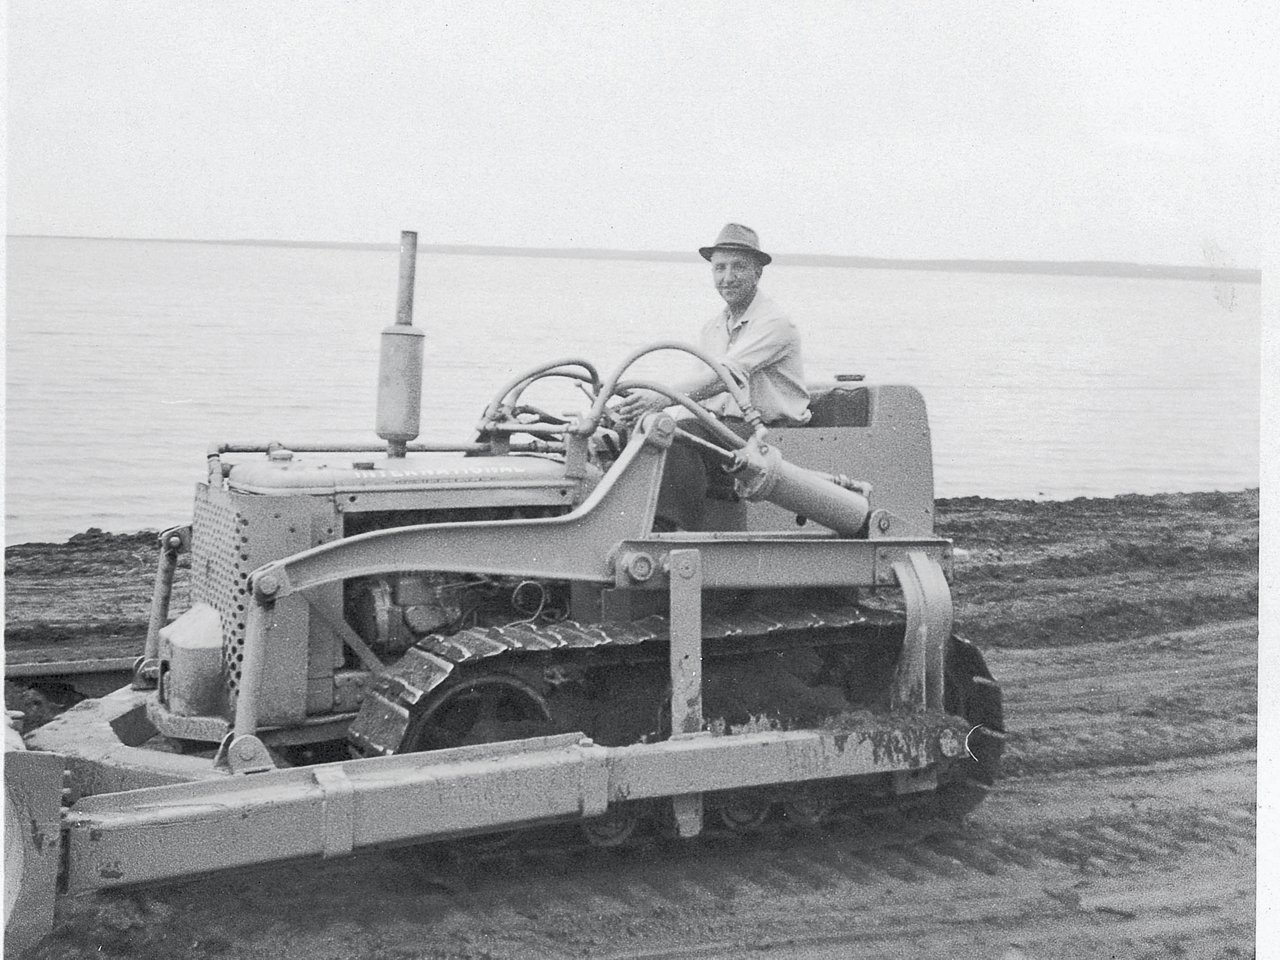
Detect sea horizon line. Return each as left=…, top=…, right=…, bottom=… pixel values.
left=7, top=233, right=1261, bottom=284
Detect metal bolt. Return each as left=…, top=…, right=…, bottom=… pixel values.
left=257, top=574, right=280, bottom=597
left=623, top=552, right=655, bottom=583
left=877, top=515, right=891, bottom=533
left=939, top=729, right=963, bottom=758
left=675, top=557, right=696, bottom=579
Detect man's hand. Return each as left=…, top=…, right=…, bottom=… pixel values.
left=613, top=387, right=669, bottom=426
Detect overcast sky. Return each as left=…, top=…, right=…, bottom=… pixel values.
left=5, top=1, right=1270, bottom=266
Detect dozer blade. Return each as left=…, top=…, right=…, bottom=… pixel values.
left=4, top=743, right=65, bottom=958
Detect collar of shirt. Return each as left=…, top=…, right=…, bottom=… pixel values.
left=721, top=291, right=770, bottom=336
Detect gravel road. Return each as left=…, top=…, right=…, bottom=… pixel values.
left=5, top=490, right=1258, bottom=959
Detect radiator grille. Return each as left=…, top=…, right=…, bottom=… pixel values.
left=192, top=490, right=252, bottom=693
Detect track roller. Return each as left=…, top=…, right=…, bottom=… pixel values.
left=581, top=803, right=644, bottom=848
left=716, top=798, right=772, bottom=832
left=782, top=795, right=835, bottom=827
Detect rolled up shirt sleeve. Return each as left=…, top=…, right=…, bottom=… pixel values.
left=718, top=315, right=797, bottom=383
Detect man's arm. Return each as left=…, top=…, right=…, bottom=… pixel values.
left=715, top=314, right=797, bottom=385
left=615, top=312, right=797, bottom=423
left=613, top=369, right=731, bottom=423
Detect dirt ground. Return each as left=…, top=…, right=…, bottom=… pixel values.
left=3, top=490, right=1259, bottom=959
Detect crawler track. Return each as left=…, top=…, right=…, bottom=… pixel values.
left=347, top=594, right=1002, bottom=830
left=351, top=596, right=908, bottom=756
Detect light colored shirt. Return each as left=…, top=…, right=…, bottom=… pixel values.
left=696, top=292, right=810, bottom=425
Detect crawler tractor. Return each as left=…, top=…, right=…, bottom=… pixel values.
left=4, top=233, right=1004, bottom=955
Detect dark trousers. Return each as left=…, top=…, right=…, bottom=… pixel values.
left=654, top=417, right=756, bottom=531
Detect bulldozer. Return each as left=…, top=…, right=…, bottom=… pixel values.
left=4, top=232, right=1004, bottom=955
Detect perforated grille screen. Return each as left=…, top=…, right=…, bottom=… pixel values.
left=192, top=488, right=253, bottom=694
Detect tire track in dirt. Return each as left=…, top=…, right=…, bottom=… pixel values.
left=990, top=618, right=1256, bottom=779
left=577, top=752, right=1255, bottom=960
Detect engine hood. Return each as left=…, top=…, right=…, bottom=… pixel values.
left=227, top=452, right=574, bottom=496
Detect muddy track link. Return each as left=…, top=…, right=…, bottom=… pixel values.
left=348, top=597, right=905, bottom=757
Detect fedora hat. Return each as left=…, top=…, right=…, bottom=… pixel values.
left=698, top=223, right=772, bottom=266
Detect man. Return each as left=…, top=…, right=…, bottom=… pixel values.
left=616, top=223, right=809, bottom=529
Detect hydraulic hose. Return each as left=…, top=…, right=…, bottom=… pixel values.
left=479, top=359, right=601, bottom=428
left=613, top=379, right=748, bottom=450
left=581, top=342, right=761, bottom=436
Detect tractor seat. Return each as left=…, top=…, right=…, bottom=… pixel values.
left=805, top=386, right=870, bottom=428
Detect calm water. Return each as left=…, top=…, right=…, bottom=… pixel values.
left=4, top=237, right=1261, bottom=545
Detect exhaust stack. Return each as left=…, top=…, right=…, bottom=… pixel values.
left=376, top=230, right=426, bottom=458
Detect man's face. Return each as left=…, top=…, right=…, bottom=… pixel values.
left=711, top=250, right=762, bottom=312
